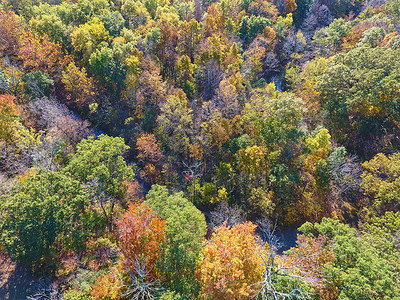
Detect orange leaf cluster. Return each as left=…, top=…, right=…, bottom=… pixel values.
left=136, top=133, right=164, bottom=164
left=136, top=134, right=166, bottom=183
left=0, top=10, right=23, bottom=56
left=91, top=262, right=121, bottom=300
left=117, top=203, right=166, bottom=279
left=18, top=31, right=70, bottom=77
left=285, top=0, right=297, bottom=14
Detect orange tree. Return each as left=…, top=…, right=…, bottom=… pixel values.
left=91, top=203, right=166, bottom=299
left=0, top=9, right=23, bottom=56
left=117, top=203, right=166, bottom=279
left=18, top=31, right=69, bottom=78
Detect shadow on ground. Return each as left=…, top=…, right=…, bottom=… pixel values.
left=0, top=253, right=39, bottom=299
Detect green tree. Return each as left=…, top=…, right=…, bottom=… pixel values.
left=386, top=0, right=400, bottom=22
left=89, top=46, right=114, bottom=77
left=99, top=10, right=126, bottom=37
left=175, top=55, right=197, bottom=98
left=65, top=134, right=134, bottom=231
left=75, top=0, right=111, bottom=23
left=313, top=18, right=353, bottom=56
left=23, top=70, right=54, bottom=99
left=88, top=45, right=127, bottom=90
left=71, top=17, right=110, bottom=62
left=121, top=0, right=151, bottom=28
left=238, top=92, right=306, bottom=222
left=362, top=211, right=400, bottom=278
left=361, top=152, right=400, bottom=210
left=358, top=26, right=386, bottom=48
left=29, top=14, right=68, bottom=46
left=300, top=218, right=400, bottom=299
left=316, top=47, right=400, bottom=156
left=292, top=0, right=312, bottom=26
left=145, top=185, right=207, bottom=298
left=239, top=15, right=272, bottom=47
left=0, top=171, right=88, bottom=271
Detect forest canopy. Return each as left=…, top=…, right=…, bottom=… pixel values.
left=1, top=0, right=400, bottom=298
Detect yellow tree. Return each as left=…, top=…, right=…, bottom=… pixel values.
left=236, top=145, right=268, bottom=179
left=70, top=17, right=110, bottom=62
left=203, top=3, right=225, bottom=37
left=294, top=128, right=332, bottom=223
left=175, top=54, right=196, bottom=97
left=156, top=90, right=193, bottom=159
left=178, top=19, right=202, bottom=61
left=0, top=94, right=18, bottom=141
left=361, top=152, right=400, bottom=210
left=196, top=222, right=265, bottom=299
left=62, top=62, right=96, bottom=109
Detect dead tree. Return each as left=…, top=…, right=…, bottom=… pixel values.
left=254, top=219, right=323, bottom=300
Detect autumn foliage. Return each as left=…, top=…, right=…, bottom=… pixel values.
left=136, top=133, right=164, bottom=164
left=18, top=31, right=69, bottom=77
left=196, top=222, right=265, bottom=299
left=62, top=62, right=95, bottom=108
left=117, top=203, right=166, bottom=279
left=2, top=0, right=400, bottom=298
left=0, top=10, right=23, bottom=56
left=91, top=203, right=166, bottom=299
left=279, top=234, right=337, bottom=299
left=136, top=133, right=165, bottom=183
left=0, top=94, right=18, bottom=141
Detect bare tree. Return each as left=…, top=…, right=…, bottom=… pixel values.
left=214, top=80, right=242, bottom=119
left=0, top=141, right=29, bottom=176
left=15, top=98, right=94, bottom=172
left=29, top=137, right=62, bottom=171
left=27, top=280, right=63, bottom=300
left=183, top=160, right=204, bottom=202
left=118, top=258, right=160, bottom=300
left=13, top=126, right=62, bottom=172
left=0, top=67, right=10, bottom=94
left=182, top=160, right=203, bottom=180
left=26, top=98, right=94, bottom=147
left=199, top=61, right=224, bottom=100
left=329, top=153, right=362, bottom=197
left=210, top=200, right=245, bottom=228
left=254, top=219, right=322, bottom=300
